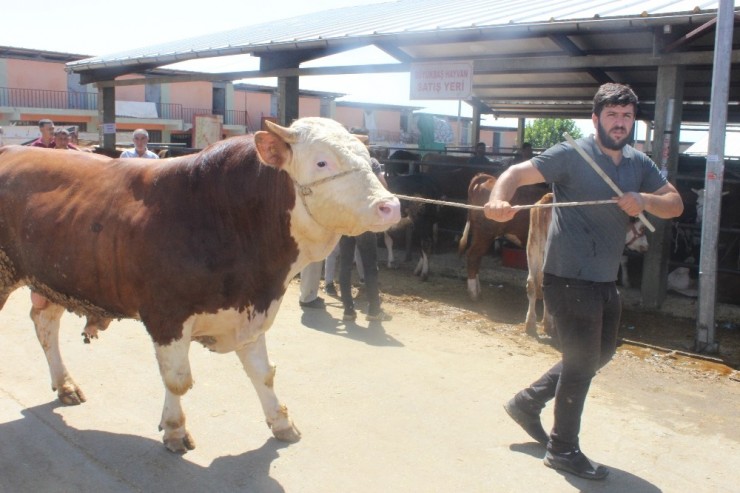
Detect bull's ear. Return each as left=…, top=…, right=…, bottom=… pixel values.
left=255, top=130, right=292, bottom=168
left=353, top=134, right=369, bottom=145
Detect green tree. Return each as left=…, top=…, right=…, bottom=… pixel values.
left=524, top=119, right=583, bottom=150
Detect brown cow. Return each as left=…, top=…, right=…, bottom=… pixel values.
left=458, top=173, right=548, bottom=300
left=523, top=193, right=555, bottom=337
left=0, top=117, right=401, bottom=453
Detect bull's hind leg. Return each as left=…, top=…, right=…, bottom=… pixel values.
left=235, top=333, right=301, bottom=442
left=30, top=297, right=86, bottom=405
left=153, top=321, right=195, bottom=453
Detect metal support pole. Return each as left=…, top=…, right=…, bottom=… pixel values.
left=695, top=0, right=733, bottom=354
left=98, top=85, right=116, bottom=151
left=277, top=76, right=299, bottom=126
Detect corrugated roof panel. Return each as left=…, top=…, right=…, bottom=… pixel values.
left=68, top=0, right=720, bottom=70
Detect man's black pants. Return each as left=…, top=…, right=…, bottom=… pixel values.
left=514, top=273, right=621, bottom=452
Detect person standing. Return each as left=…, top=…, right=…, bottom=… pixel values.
left=53, top=127, right=78, bottom=150
left=484, top=83, right=683, bottom=480
left=298, top=242, right=363, bottom=308
left=29, top=119, right=56, bottom=148
left=467, top=142, right=491, bottom=165
left=339, top=157, right=392, bottom=322
left=120, top=129, right=159, bottom=159
left=515, top=142, right=534, bottom=164
left=298, top=261, right=326, bottom=309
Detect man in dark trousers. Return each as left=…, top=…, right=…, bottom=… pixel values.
left=484, top=83, right=683, bottom=480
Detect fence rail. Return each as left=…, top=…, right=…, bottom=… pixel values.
left=0, top=87, right=247, bottom=126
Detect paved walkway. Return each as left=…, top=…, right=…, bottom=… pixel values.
left=0, top=285, right=738, bottom=492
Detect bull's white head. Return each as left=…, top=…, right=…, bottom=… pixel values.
left=625, top=220, right=649, bottom=253
left=255, top=118, right=400, bottom=237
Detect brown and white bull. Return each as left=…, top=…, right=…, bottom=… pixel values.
left=0, top=117, right=400, bottom=452
left=458, top=173, right=548, bottom=300
left=524, top=193, right=648, bottom=337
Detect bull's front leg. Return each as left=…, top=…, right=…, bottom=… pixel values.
left=235, top=333, right=301, bottom=442
left=30, top=296, right=86, bottom=405
left=154, top=325, right=195, bottom=453
left=465, top=236, right=493, bottom=301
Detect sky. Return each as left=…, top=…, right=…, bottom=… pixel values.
left=0, top=0, right=628, bottom=137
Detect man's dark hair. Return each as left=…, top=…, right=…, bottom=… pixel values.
left=38, top=118, right=54, bottom=128
left=521, top=142, right=532, bottom=150
left=592, top=83, right=639, bottom=117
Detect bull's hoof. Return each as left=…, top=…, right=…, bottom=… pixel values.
left=273, top=423, right=302, bottom=443
left=163, top=432, right=196, bottom=453
left=58, top=386, right=87, bottom=406
left=525, top=325, right=538, bottom=338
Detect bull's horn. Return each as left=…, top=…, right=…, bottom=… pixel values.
left=264, top=120, right=299, bottom=144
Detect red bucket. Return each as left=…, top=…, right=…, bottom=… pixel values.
left=501, top=246, right=528, bottom=270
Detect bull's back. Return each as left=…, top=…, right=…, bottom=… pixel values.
left=0, top=147, right=166, bottom=311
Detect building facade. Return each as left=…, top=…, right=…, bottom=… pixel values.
left=0, top=46, right=516, bottom=155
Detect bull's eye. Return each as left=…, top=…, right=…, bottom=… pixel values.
left=317, top=161, right=327, bottom=168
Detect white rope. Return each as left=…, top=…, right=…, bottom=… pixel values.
left=393, top=193, right=618, bottom=211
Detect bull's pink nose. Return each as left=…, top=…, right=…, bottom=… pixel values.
left=377, top=197, right=401, bottom=224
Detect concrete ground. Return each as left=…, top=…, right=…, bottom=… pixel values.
left=0, top=284, right=738, bottom=493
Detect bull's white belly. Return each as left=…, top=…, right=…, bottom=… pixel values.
left=188, top=297, right=284, bottom=353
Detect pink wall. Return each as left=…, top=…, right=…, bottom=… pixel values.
left=167, top=81, right=212, bottom=108
left=371, top=110, right=401, bottom=133
left=116, top=75, right=145, bottom=101
left=233, top=90, right=272, bottom=132
left=334, top=106, right=364, bottom=129
left=6, top=59, right=66, bottom=90
left=298, top=97, right=320, bottom=118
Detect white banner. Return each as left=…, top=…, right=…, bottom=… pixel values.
left=409, top=61, right=473, bottom=100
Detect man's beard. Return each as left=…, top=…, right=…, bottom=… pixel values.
left=597, top=121, right=631, bottom=151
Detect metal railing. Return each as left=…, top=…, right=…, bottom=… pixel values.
left=0, top=87, right=248, bottom=126
left=0, top=87, right=97, bottom=110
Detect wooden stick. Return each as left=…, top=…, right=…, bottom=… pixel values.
left=562, top=132, right=656, bottom=232
left=511, top=199, right=617, bottom=210
left=393, top=194, right=618, bottom=211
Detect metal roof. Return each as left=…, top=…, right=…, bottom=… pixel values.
left=67, top=0, right=739, bottom=122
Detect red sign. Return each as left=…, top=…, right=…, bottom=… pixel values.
left=409, top=61, right=473, bottom=100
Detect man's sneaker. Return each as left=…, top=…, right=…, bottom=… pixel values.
left=343, top=308, right=357, bottom=321
left=544, top=448, right=609, bottom=480
left=324, top=282, right=338, bottom=297
left=503, top=397, right=549, bottom=445
left=299, top=297, right=326, bottom=309
left=366, top=310, right=392, bottom=322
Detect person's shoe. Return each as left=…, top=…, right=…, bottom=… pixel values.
left=366, top=309, right=392, bottom=322
left=299, top=297, right=326, bottom=309
left=343, top=308, right=357, bottom=321
left=503, top=397, right=549, bottom=445
left=544, top=448, right=609, bottom=480
left=324, top=282, right=338, bottom=297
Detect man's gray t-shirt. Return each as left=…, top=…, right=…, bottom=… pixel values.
left=531, top=135, right=666, bottom=282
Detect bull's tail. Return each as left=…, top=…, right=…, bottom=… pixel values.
left=458, top=218, right=471, bottom=256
